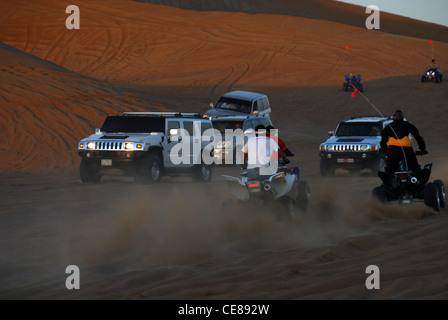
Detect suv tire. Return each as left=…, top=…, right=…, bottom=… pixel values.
left=80, top=158, right=101, bottom=183
left=138, top=153, right=163, bottom=184
left=371, top=155, right=386, bottom=176
left=320, top=158, right=335, bottom=177
left=193, top=163, right=213, bottom=182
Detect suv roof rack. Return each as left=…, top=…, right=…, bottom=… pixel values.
left=349, top=115, right=386, bottom=119
left=123, top=112, right=202, bottom=118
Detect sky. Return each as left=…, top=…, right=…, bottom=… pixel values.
left=337, top=0, right=448, bottom=27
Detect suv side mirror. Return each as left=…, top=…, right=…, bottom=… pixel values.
left=209, top=103, right=214, bottom=108
left=328, top=131, right=335, bottom=137
left=95, top=128, right=101, bottom=134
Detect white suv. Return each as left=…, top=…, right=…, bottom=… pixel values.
left=78, top=112, right=214, bottom=183
left=319, top=116, right=393, bottom=176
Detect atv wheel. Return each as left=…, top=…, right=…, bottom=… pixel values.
left=138, top=153, right=163, bottom=184
left=343, top=83, right=349, bottom=91
left=358, top=83, right=364, bottom=92
left=296, top=180, right=311, bottom=212
left=276, top=196, right=296, bottom=222
left=320, top=158, right=335, bottom=177
left=421, top=75, right=426, bottom=83
left=80, top=158, right=101, bottom=183
left=372, top=185, right=387, bottom=203
left=433, top=180, right=446, bottom=208
left=424, top=182, right=440, bottom=212
left=193, top=163, right=212, bottom=182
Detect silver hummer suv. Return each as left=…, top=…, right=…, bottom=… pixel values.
left=78, top=112, right=214, bottom=183
left=319, top=116, right=393, bottom=176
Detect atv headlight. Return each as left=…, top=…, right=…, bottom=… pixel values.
left=86, top=141, right=95, bottom=150
left=124, top=142, right=134, bottom=150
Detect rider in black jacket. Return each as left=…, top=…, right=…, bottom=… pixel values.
left=380, top=110, right=427, bottom=174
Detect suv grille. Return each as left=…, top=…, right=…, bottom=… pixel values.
left=327, top=144, right=361, bottom=152
left=95, top=141, right=123, bottom=150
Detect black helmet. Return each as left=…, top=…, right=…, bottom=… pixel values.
left=393, top=110, right=404, bottom=121
left=254, top=124, right=266, bottom=135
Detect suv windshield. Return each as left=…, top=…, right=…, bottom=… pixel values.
left=101, top=116, right=165, bottom=133
left=215, top=97, right=251, bottom=114
left=336, top=122, right=382, bottom=137
left=212, top=120, right=244, bottom=135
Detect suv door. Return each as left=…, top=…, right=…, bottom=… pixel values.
left=182, top=120, right=195, bottom=167
left=165, top=120, right=188, bottom=168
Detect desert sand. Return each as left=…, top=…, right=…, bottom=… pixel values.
left=0, top=0, right=447, bottom=299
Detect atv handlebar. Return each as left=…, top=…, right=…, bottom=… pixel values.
left=415, top=150, right=428, bottom=156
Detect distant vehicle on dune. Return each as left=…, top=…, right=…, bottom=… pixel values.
left=203, top=91, right=271, bottom=119
left=343, top=73, right=364, bottom=92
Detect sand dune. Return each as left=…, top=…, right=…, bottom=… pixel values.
left=0, top=0, right=447, bottom=300
left=1, top=0, right=447, bottom=172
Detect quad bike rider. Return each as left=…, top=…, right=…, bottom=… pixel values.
left=372, top=110, right=445, bottom=211
left=343, top=73, right=364, bottom=92
left=222, top=125, right=310, bottom=220
left=422, top=59, right=443, bottom=82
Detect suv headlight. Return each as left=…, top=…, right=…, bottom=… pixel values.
left=217, top=141, right=231, bottom=149
left=325, top=145, right=333, bottom=151
left=124, top=142, right=134, bottom=150
left=360, top=145, right=371, bottom=151
left=86, top=141, right=95, bottom=150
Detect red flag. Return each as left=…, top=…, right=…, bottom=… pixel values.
left=350, top=83, right=358, bottom=97
left=346, top=46, right=351, bottom=49
left=429, top=40, right=433, bottom=43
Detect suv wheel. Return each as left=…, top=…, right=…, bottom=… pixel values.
left=320, top=158, right=335, bottom=177
left=193, top=163, right=212, bottom=182
left=371, top=156, right=386, bottom=176
left=80, top=158, right=101, bottom=183
left=138, top=153, right=163, bottom=184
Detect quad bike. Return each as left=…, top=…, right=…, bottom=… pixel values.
left=372, top=153, right=446, bottom=212
left=222, top=160, right=311, bottom=221
left=343, top=74, right=364, bottom=92
left=421, top=69, right=443, bottom=83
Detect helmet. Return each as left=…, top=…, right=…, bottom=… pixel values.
left=393, top=110, right=404, bottom=121
left=254, top=124, right=266, bottom=135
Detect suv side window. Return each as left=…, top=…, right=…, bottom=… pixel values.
left=251, top=118, right=261, bottom=128
left=200, top=121, right=212, bottom=135
left=167, top=120, right=180, bottom=134
left=183, top=121, right=194, bottom=136
left=253, top=101, right=259, bottom=112
left=260, top=117, right=272, bottom=127
left=258, top=98, right=266, bottom=111
left=243, top=120, right=253, bottom=131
